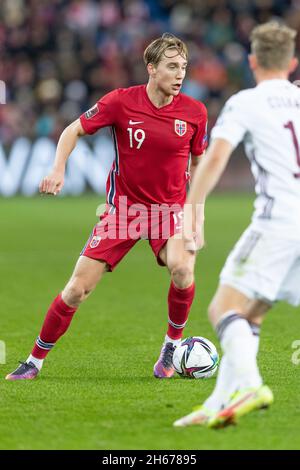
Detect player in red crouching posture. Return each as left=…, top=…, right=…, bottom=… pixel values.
left=6, top=34, right=207, bottom=381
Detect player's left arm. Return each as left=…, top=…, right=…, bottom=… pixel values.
left=183, top=138, right=233, bottom=251
left=189, top=103, right=208, bottom=184
left=188, top=138, right=233, bottom=206
left=189, top=153, right=204, bottom=184
left=184, top=93, right=248, bottom=250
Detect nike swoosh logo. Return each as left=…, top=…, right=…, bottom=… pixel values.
left=129, top=120, right=144, bottom=125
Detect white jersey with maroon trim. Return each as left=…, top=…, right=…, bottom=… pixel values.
left=211, top=79, right=300, bottom=238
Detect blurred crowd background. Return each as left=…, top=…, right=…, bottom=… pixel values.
left=1, top=0, right=300, bottom=150
left=0, top=0, right=300, bottom=144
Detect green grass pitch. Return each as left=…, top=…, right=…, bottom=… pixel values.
left=0, top=194, right=299, bottom=450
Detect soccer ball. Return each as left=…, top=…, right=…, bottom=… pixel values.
left=172, top=336, right=219, bottom=379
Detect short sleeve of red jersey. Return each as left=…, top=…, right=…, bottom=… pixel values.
left=190, top=104, right=208, bottom=156
left=80, top=89, right=120, bottom=135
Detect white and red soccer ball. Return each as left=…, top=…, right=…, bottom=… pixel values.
left=172, top=336, right=219, bottom=379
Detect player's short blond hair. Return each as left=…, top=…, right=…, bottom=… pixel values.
left=143, top=33, right=188, bottom=66
left=250, top=21, right=297, bottom=70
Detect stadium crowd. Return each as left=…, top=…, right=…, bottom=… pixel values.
left=0, top=0, right=300, bottom=146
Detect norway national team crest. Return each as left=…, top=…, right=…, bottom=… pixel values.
left=90, top=236, right=101, bottom=248
left=175, top=119, right=187, bottom=136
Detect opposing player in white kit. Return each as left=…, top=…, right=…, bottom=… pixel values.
left=174, top=21, right=300, bottom=428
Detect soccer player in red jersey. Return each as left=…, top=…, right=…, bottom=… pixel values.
left=6, top=33, right=207, bottom=381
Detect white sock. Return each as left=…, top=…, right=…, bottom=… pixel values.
left=248, top=322, right=261, bottom=357
left=204, top=317, right=261, bottom=411
left=218, top=311, right=262, bottom=389
left=164, top=335, right=181, bottom=347
left=253, top=335, right=260, bottom=357
left=204, top=354, right=238, bottom=411
left=26, top=354, right=44, bottom=371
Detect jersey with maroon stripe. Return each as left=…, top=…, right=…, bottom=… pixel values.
left=80, top=85, right=207, bottom=210
left=211, top=79, right=300, bottom=237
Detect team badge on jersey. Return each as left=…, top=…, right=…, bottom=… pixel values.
left=174, top=120, right=187, bottom=136
left=85, top=104, right=99, bottom=119
left=90, top=235, right=101, bottom=248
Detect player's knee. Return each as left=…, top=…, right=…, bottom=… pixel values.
left=63, top=278, right=91, bottom=306
left=208, top=301, right=218, bottom=326
left=171, top=264, right=194, bottom=288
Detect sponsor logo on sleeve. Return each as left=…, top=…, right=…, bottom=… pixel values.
left=174, top=119, right=187, bottom=136
left=85, top=104, right=99, bottom=119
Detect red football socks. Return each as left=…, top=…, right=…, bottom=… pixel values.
left=167, top=281, right=195, bottom=340
left=31, top=294, right=77, bottom=359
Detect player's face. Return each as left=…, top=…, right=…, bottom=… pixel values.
left=152, top=52, right=187, bottom=96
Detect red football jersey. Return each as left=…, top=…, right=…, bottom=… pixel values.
left=80, top=85, right=207, bottom=209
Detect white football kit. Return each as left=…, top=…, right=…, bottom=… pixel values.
left=211, top=79, right=300, bottom=305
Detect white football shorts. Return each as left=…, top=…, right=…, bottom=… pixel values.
left=220, top=224, right=300, bottom=306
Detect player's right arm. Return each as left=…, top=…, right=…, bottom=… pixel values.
left=40, top=89, right=120, bottom=195
left=39, top=119, right=86, bottom=195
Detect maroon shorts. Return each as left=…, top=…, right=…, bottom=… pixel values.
left=81, top=207, right=183, bottom=271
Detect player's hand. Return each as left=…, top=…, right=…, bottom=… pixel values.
left=182, top=202, right=205, bottom=252
left=39, top=169, right=65, bottom=195
left=183, top=225, right=205, bottom=252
